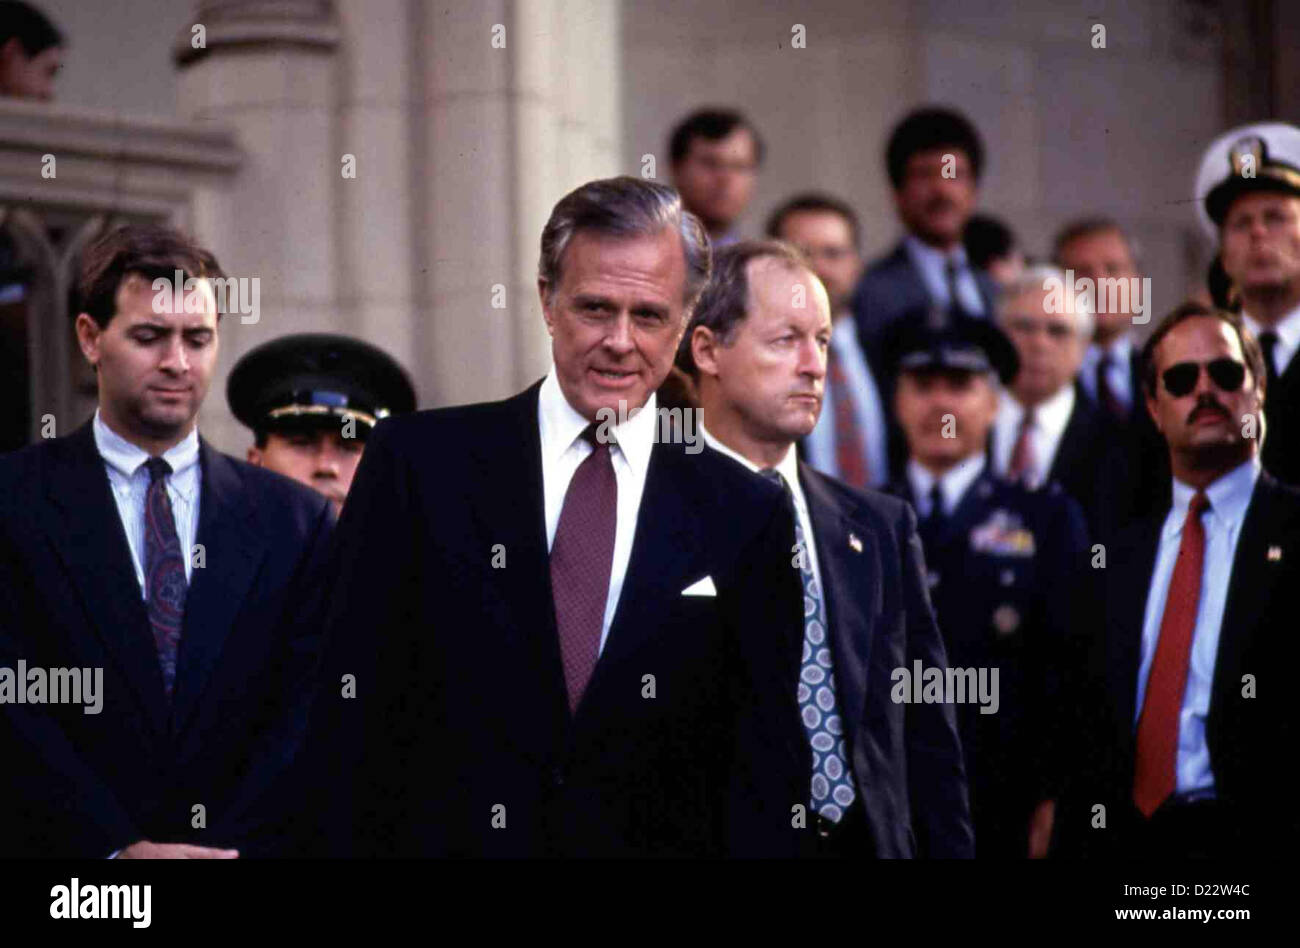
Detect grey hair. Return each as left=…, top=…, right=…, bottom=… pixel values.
left=675, top=239, right=814, bottom=377
left=538, top=175, right=711, bottom=314
left=997, top=263, right=1095, bottom=339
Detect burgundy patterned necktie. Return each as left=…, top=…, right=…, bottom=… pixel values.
left=549, top=425, right=617, bottom=713
left=144, top=457, right=188, bottom=699
left=826, top=346, right=870, bottom=489
left=1007, top=406, right=1037, bottom=485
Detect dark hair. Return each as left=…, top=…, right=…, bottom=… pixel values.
left=538, top=176, right=711, bottom=313
left=765, top=192, right=861, bottom=250
left=78, top=223, right=224, bottom=328
left=1207, top=255, right=1238, bottom=311
left=1051, top=216, right=1138, bottom=267
left=668, top=108, right=764, bottom=167
left=963, top=214, right=1017, bottom=270
left=676, top=239, right=810, bottom=377
left=0, top=1, right=62, bottom=56
left=1140, top=300, right=1266, bottom=399
left=885, top=106, right=984, bottom=189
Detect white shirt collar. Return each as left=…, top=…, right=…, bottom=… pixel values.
left=1243, top=300, right=1300, bottom=347
left=699, top=422, right=809, bottom=514
left=1001, top=382, right=1076, bottom=436
left=907, top=454, right=986, bottom=516
left=537, top=367, right=656, bottom=479
left=1167, top=456, right=1261, bottom=538
left=92, top=408, right=200, bottom=485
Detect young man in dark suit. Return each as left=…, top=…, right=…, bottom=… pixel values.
left=311, top=177, right=803, bottom=857
left=851, top=107, right=998, bottom=356
left=680, top=239, right=974, bottom=858
left=0, top=223, right=333, bottom=858
left=1074, top=301, right=1300, bottom=858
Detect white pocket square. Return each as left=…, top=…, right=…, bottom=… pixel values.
left=681, top=575, right=717, bottom=597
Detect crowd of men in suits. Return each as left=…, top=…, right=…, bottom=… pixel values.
left=2, top=92, right=1298, bottom=859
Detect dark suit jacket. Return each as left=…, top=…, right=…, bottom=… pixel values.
left=726, top=461, right=974, bottom=858
left=851, top=241, right=998, bottom=357
left=1043, top=386, right=1139, bottom=543
left=309, top=381, right=804, bottom=857
left=1081, top=350, right=1170, bottom=523
left=0, top=421, right=333, bottom=858
left=1262, top=349, right=1300, bottom=487
left=1071, top=470, right=1300, bottom=857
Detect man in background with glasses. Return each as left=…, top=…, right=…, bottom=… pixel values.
left=1070, top=301, right=1300, bottom=858
left=991, top=265, right=1134, bottom=541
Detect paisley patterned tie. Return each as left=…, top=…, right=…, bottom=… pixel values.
left=761, top=468, right=858, bottom=821
left=144, top=457, right=188, bottom=699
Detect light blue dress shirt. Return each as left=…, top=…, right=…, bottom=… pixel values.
left=1079, top=334, right=1134, bottom=413
left=803, top=317, right=890, bottom=487
left=1135, top=457, right=1261, bottom=797
left=904, top=235, right=987, bottom=317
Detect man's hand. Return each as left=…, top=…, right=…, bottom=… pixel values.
left=1027, top=799, right=1056, bottom=859
left=118, top=841, right=239, bottom=859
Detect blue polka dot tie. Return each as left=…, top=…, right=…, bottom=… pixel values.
left=761, top=468, right=857, bottom=822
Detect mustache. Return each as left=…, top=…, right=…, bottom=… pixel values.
left=1187, top=396, right=1230, bottom=424
left=924, top=195, right=957, bottom=215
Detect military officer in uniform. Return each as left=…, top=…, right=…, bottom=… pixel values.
left=883, top=314, right=1090, bottom=857
left=227, top=333, right=416, bottom=516
left=1194, top=122, right=1300, bottom=485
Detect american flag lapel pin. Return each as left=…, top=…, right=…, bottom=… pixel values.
left=848, top=533, right=863, bottom=553
left=1268, top=545, right=1283, bottom=562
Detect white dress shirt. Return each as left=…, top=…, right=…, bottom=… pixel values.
left=904, top=235, right=987, bottom=317
left=538, top=368, right=657, bottom=656
left=906, top=454, right=987, bottom=519
left=803, top=316, right=890, bottom=487
left=1244, top=302, right=1300, bottom=378
left=1135, top=457, right=1261, bottom=797
left=992, top=385, right=1076, bottom=489
left=700, top=424, right=823, bottom=596
left=1079, top=333, right=1135, bottom=412
left=92, top=409, right=201, bottom=597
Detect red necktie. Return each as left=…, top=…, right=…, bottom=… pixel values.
left=550, top=425, right=617, bottom=713
left=1096, top=353, right=1125, bottom=420
left=1007, top=407, right=1037, bottom=484
left=1133, top=490, right=1210, bottom=817
left=826, top=347, right=870, bottom=489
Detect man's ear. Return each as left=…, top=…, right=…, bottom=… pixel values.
left=1144, top=390, right=1162, bottom=433
left=538, top=279, right=555, bottom=336
left=691, top=325, right=721, bottom=377
left=73, top=313, right=101, bottom=368
left=246, top=446, right=262, bottom=465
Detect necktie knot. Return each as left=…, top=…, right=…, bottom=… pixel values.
left=1189, top=490, right=1211, bottom=519
left=759, top=467, right=787, bottom=490
left=580, top=423, right=613, bottom=451
left=928, top=482, right=945, bottom=519
left=145, top=456, right=172, bottom=484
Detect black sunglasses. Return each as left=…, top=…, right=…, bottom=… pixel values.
left=1161, top=358, right=1247, bottom=398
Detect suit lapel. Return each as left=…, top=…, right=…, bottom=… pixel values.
left=799, top=466, right=878, bottom=758
left=1211, top=474, right=1296, bottom=727
left=1107, top=520, right=1162, bottom=741
left=1048, top=393, right=1096, bottom=486
left=44, top=422, right=169, bottom=736
left=171, top=443, right=267, bottom=734
left=470, top=383, right=570, bottom=727
left=584, top=440, right=703, bottom=700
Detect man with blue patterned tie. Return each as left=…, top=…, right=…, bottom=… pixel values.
left=680, top=239, right=973, bottom=857
left=0, top=224, right=332, bottom=858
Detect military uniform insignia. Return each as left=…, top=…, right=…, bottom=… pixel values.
left=992, top=604, right=1021, bottom=637
left=969, top=509, right=1036, bottom=557
left=1268, top=545, right=1283, bottom=562
left=848, top=532, right=863, bottom=553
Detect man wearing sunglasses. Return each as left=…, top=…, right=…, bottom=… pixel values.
left=1072, top=301, right=1300, bottom=858
left=1194, top=122, right=1300, bottom=486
